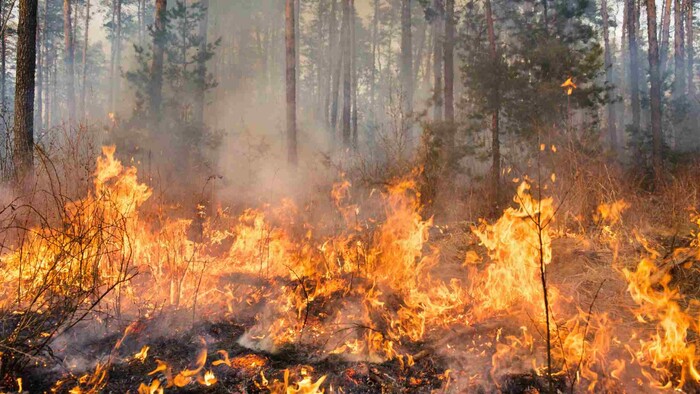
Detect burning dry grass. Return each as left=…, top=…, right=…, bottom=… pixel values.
left=0, top=145, right=700, bottom=393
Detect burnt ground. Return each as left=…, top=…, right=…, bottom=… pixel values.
left=22, top=318, right=450, bottom=393
left=21, top=317, right=575, bottom=394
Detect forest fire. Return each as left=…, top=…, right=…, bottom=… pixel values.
left=1, top=0, right=700, bottom=392
left=0, top=146, right=698, bottom=393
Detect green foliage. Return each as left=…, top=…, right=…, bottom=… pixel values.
left=459, top=0, right=607, bottom=137
left=123, top=0, right=222, bottom=190
left=126, top=0, right=219, bottom=121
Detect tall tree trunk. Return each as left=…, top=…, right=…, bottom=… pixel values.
left=661, top=0, right=673, bottom=74
left=602, top=0, right=618, bottom=152
left=14, top=0, right=39, bottom=180
left=350, top=0, right=357, bottom=149
left=1, top=0, right=6, bottom=110
left=150, top=0, right=167, bottom=118
left=315, top=0, right=325, bottom=121
left=42, top=0, right=51, bottom=129
left=628, top=0, right=641, bottom=136
left=371, top=0, right=379, bottom=110
left=285, top=0, right=297, bottom=165
left=114, top=0, right=121, bottom=111
left=444, top=0, right=454, bottom=123
left=294, top=0, right=300, bottom=108
left=80, top=0, right=90, bottom=121
left=432, top=0, right=443, bottom=121
left=330, top=0, right=344, bottom=144
left=674, top=0, right=686, bottom=99
left=63, top=0, right=76, bottom=124
left=326, top=0, right=337, bottom=130
left=108, top=0, right=115, bottom=111
left=485, top=0, right=500, bottom=211
left=647, top=0, right=664, bottom=177
left=400, top=0, right=413, bottom=115
left=687, top=0, right=695, bottom=96
left=341, top=0, right=351, bottom=147
left=194, top=0, right=209, bottom=126
left=35, top=3, right=42, bottom=129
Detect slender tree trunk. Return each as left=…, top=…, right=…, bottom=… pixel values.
left=14, top=0, right=39, bottom=180
left=647, top=0, right=664, bottom=177
left=150, top=0, right=167, bottom=117
left=108, top=0, right=116, bottom=111
left=194, top=0, right=209, bottom=126
left=485, top=0, right=500, bottom=211
left=1, top=0, right=6, bottom=109
left=294, top=0, right=300, bottom=108
left=63, top=0, right=76, bottom=124
left=326, top=0, right=337, bottom=130
left=350, top=0, right=357, bottom=149
left=285, top=0, right=297, bottom=165
left=114, top=0, right=121, bottom=111
left=330, top=0, right=345, bottom=141
left=602, top=0, right=618, bottom=152
left=315, top=0, right=325, bottom=121
left=400, top=0, right=413, bottom=115
left=35, top=4, right=43, bottom=129
left=674, top=0, right=686, bottom=99
left=661, top=0, right=673, bottom=74
left=432, top=0, right=443, bottom=121
left=628, top=0, right=641, bottom=136
left=81, top=0, right=90, bottom=121
left=42, top=0, right=50, bottom=129
left=687, top=0, right=695, bottom=96
left=444, top=0, right=454, bottom=123
left=371, top=0, right=379, bottom=110
left=341, top=0, right=351, bottom=147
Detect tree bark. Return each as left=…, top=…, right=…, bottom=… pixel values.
left=400, top=0, right=413, bottom=115
left=432, top=0, right=443, bottom=121
left=646, top=0, right=664, bottom=177
left=602, top=0, right=618, bottom=152
left=80, top=0, right=90, bottom=121
left=14, top=0, right=39, bottom=180
left=444, top=0, right=454, bottom=123
left=285, top=0, right=298, bottom=164
left=150, top=0, right=167, bottom=118
left=628, top=0, right=641, bottom=136
left=63, top=0, right=76, bottom=124
left=485, top=0, right=500, bottom=210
